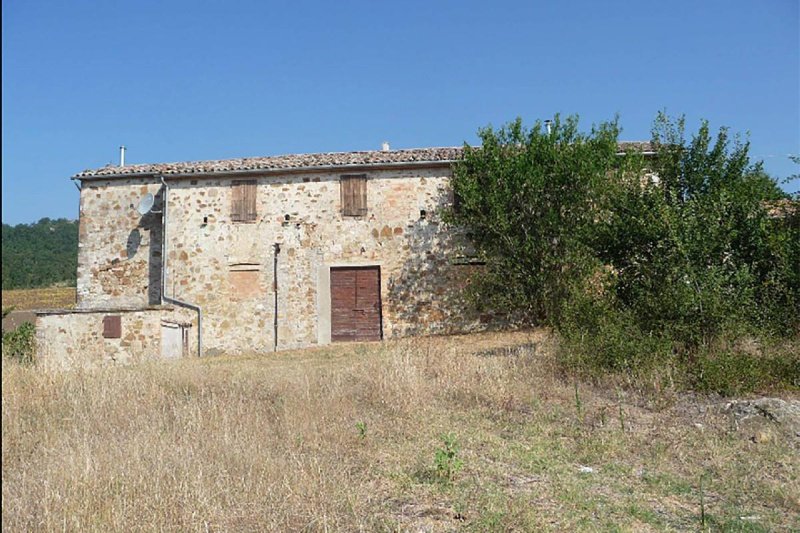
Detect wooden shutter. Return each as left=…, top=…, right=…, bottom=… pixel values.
left=103, top=315, right=121, bottom=339
left=231, top=180, right=257, bottom=222
left=340, top=175, right=367, bottom=216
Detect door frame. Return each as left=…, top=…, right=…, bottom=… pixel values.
left=161, top=320, right=188, bottom=358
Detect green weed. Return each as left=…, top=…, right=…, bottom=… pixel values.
left=434, top=433, right=463, bottom=484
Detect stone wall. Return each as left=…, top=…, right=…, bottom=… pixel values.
left=78, top=179, right=164, bottom=308
left=76, top=166, right=486, bottom=356
left=35, top=306, right=195, bottom=369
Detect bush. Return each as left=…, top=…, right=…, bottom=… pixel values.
left=448, top=115, right=627, bottom=324
left=452, top=112, right=798, bottom=395
left=2, top=322, right=36, bottom=365
left=558, top=294, right=675, bottom=376
left=560, top=314, right=800, bottom=395
left=691, top=342, right=800, bottom=396
left=597, top=113, right=796, bottom=347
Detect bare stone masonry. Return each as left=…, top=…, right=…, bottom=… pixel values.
left=37, top=148, right=490, bottom=366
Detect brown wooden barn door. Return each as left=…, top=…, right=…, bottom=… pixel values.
left=330, top=266, right=382, bottom=342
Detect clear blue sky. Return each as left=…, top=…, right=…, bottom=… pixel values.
left=3, top=0, right=798, bottom=224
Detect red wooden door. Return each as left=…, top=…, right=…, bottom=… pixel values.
left=331, top=266, right=382, bottom=342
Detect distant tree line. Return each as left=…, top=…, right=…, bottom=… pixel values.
left=2, top=218, right=78, bottom=289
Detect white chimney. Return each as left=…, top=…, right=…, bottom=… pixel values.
left=544, top=120, right=552, bottom=135
left=381, top=141, right=390, bottom=152
left=119, top=145, right=126, bottom=167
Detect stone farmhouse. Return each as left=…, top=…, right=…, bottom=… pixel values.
left=35, top=147, right=486, bottom=367
left=35, top=143, right=652, bottom=368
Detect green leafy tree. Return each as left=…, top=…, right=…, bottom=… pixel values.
left=597, top=113, right=797, bottom=343
left=450, top=113, right=798, bottom=390
left=447, top=114, right=631, bottom=324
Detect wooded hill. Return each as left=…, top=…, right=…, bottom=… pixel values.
left=2, top=218, right=78, bottom=289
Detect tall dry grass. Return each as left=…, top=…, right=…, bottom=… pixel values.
left=3, top=331, right=798, bottom=531
left=2, top=333, right=538, bottom=531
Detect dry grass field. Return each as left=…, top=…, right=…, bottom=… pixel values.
left=3, top=331, right=798, bottom=531
left=1, top=286, right=76, bottom=311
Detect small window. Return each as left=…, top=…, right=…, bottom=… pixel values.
left=103, top=315, right=121, bottom=339
left=340, top=174, right=367, bottom=216
left=231, top=180, right=257, bottom=222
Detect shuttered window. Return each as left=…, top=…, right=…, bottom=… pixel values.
left=340, top=175, right=368, bottom=216
left=231, top=180, right=257, bottom=222
left=103, top=315, right=121, bottom=339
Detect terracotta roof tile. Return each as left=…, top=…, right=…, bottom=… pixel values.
left=73, top=143, right=654, bottom=179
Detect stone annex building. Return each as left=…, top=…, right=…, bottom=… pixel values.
left=35, top=143, right=651, bottom=368
left=35, top=147, right=487, bottom=367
